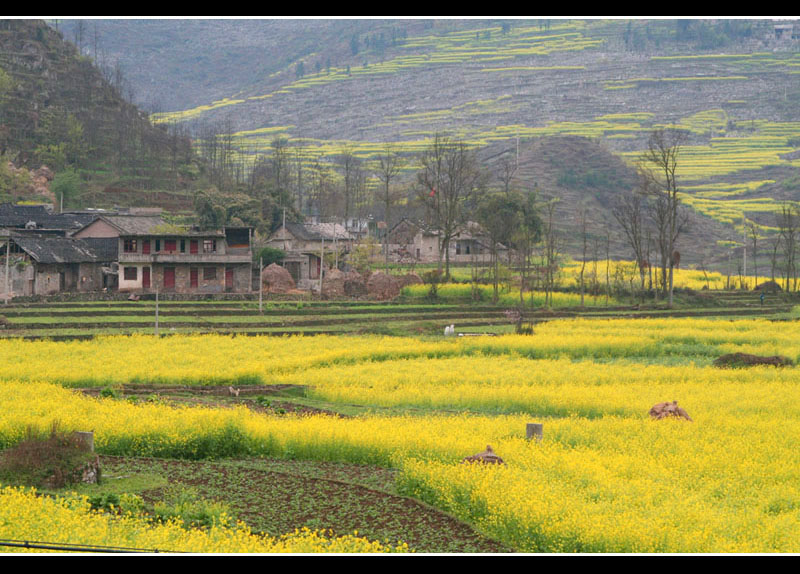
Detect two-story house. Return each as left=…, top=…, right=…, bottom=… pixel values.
left=73, top=214, right=252, bottom=294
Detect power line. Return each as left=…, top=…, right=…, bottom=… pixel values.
left=0, top=538, right=175, bottom=554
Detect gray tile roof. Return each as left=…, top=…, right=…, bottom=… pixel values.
left=12, top=235, right=118, bottom=264
left=0, top=203, right=97, bottom=230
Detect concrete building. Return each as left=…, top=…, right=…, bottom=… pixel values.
left=73, top=214, right=253, bottom=294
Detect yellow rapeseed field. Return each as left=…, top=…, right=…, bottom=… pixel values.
left=1, top=317, right=799, bottom=552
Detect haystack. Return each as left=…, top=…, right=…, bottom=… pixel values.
left=261, top=263, right=295, bottom=294
left=397, top=272, right=423, bottom=289
left=366, top=271, right=401, bottom=300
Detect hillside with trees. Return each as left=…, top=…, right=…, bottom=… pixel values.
left=0, top=19, right=197, bottom=211
left=7, top=18, right=800, bottom=274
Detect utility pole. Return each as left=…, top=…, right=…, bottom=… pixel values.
left=154, top=278, right=159, bottom=336
left=4, top=237, right=9, bottom=305
left=319, top=235, right=324, bottom=294
left=259, top=256, right=263, bottom=314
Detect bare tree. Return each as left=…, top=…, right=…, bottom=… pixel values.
left=579, top=206, right=588, bottom=307
left=416, top=134, right=488, bottom=279
left=640, top=128, right=690, bottom=307
left=497, top=154, right=517, bottom=196
left=748, top=222, right=759, bottom=286
left=611, top=174, right=651, bottom=301
left=375, top=143, right=403, bottom=271
left=540, top=199, right=561, bottom=308
left=777, top=203, right=799, bottom=292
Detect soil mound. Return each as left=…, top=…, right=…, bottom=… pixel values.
left=261, top=263, right=296, bottom=294
left=713, top=352, right=793, bottom=368
left=649, top=401, right=693, bottom=422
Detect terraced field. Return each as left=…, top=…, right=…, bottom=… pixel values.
left=1, top=287, right=796, bottom=341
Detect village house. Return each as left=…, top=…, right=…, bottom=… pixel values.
left=265, top=221, right=354, bottom=290
left=72, top=211, right=253, bottom=294
left=386, top=219, right=507, bottom=265
left=1, top=232, right=118, bottom=297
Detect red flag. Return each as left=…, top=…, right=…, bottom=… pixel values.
left=429, top=188, right=436, bottom=197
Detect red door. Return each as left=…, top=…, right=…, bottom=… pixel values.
left=142, top=267, right=151, bottom=289
left=225, top=268, right=234, bottom=291
left=164, top=267, right=175, bottom=290
left=190, top=268, right=198, bottom=289
left=190, top=240, right=198, bottom=254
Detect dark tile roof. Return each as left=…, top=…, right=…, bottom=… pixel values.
left=0, top=203, right=97, bottom=230
left=12, top=235, right=118, bottom=264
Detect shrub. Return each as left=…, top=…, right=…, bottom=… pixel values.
left=0, top=422, right=97, bottom=489
left=255, top=246, right=286, bottom=266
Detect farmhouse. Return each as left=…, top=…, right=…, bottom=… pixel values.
left=0, top=232, right=118, bottom=297
left=73, top=211, right=253, bottom=294
left=265, top=221, right=354, bottom=290
left=386, top=218, right=506, bottom=264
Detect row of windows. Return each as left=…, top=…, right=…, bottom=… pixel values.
left=122, top=239, right=217, bottom=254
left=122, top=267, right=219, bottom=282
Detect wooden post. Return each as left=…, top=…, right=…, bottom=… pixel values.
left=526, top=423, right=543, bottom=442
left=4, top=238, right=9, bottom=305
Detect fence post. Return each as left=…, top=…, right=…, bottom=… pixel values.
left=526, top=423, right=543, bottom=442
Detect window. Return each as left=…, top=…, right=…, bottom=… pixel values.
left=123, top=239, right=137, bottom=253
left=180, top=240, right=186, bottom=253
left=203, top=267, right=216, bottom=280
left=123, top=267, right=137, bottom=281
left=165, top=239, right=177, bottom=252
left=203, top=239, right=217, bottom=253
left=155, top=239, right=161, bottom=252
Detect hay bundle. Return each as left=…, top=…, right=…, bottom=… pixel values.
left=396, top=272, right=423, bottom=289
left=261, top=263, right=295, bottom=294
left=366, top=271, right=401, bottom=300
